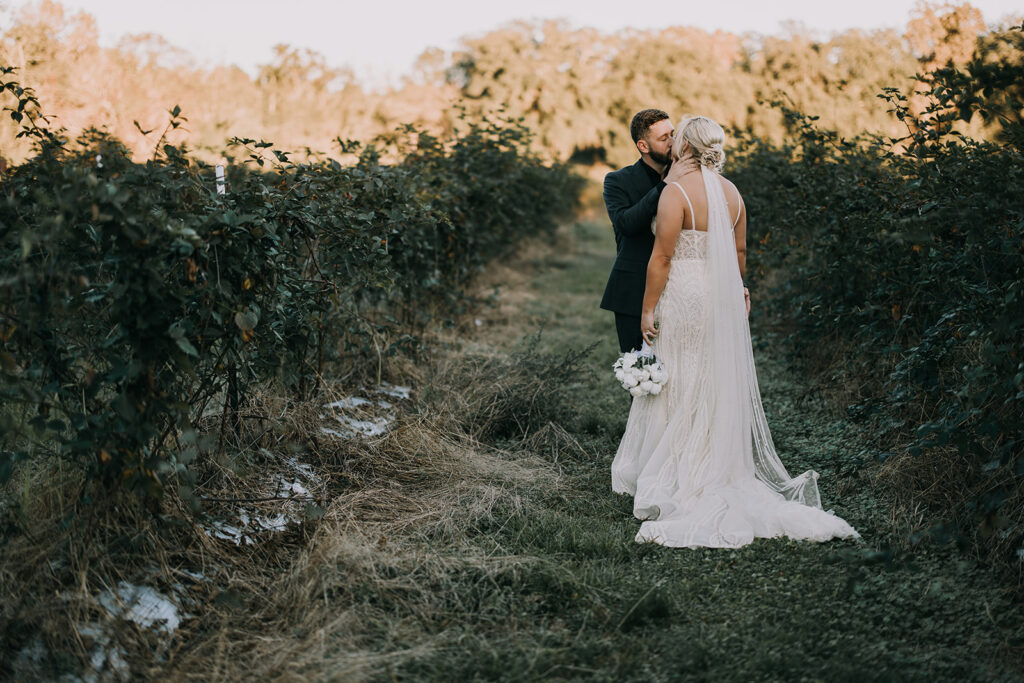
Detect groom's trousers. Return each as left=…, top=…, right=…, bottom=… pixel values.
left=615, top=313, right=643, bottom=354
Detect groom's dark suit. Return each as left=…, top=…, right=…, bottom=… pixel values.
left=600, top=158, right=666, bottom=353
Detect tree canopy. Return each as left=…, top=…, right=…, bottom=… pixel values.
left=0, top=1, right=1019, bottom=166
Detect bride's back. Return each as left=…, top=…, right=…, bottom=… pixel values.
left=671, top=173, right=743, bottom=232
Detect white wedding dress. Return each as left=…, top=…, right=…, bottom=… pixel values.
left=611, top=167, right=860, bottom=548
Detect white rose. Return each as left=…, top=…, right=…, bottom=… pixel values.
left=624, top=374, right=639, bottom=388
left=639, top=367, right=651, bottom=381
left=649, top=383, right=663, bottom=395
left=622, top=352, right=638, bottom=367
left=629, top=385, right=644, bottom=397
left=640, top=380, right=654, bottom=393
left=615, top=370, right=625, bottom=382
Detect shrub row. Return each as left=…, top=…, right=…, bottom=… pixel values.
left=0, top=66, right=583, bottom=505
left=729, top=39, right=1023, bottom=574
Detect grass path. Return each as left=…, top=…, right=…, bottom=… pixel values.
left=408, top=216, right=1024, bottom=681
left=7, top=201, right=1022, bottom=681
left=143, top=210, right=1024, bottom=681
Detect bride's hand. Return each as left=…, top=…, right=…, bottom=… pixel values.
left=744, top=288, right=750, bottom=318
left=641, top=311, right=658, bottom=344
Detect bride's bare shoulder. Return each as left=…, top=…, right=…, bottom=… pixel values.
left=717, top=174, right=741, bottom=197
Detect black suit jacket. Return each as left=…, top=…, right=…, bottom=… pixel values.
left=599, top=159, right=666, bottom=316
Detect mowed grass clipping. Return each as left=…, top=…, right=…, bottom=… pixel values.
left=4, top=213, right=1023, bottom=681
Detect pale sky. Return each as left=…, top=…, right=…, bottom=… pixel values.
left=3, top=0, right=1022, bottom=86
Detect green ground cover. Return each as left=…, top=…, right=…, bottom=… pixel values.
left=383, top=217, right=1024, bottom=681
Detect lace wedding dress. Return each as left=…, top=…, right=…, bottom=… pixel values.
left=611, top=167, right=860, bottom=548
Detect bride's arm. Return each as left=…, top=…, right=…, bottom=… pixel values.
left=640, top=189, right=684, bottom=343
left=733, top=191, right=749, bottom=315
left=733, top=191, right=747, bottom=277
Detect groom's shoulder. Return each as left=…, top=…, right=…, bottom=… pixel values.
left=605, top=159, right=645, bottom=186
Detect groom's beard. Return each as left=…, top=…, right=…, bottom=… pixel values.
left=649, top=149, right=671, bottom=167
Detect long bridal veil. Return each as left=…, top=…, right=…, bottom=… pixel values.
left=702, top=166, right=823, bottom=508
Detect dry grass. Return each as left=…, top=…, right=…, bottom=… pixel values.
left=2, top=365, right=574, bottom=679
left=0, top=225, right=589, bottom=681
left=424, top=337, right=595, bottom=441
left=164, top=413, right=564, bottom=680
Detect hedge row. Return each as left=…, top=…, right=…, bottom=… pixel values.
left=730, top=40, right=1023, bottom=572
left=0, top=66, right=583, bottom=504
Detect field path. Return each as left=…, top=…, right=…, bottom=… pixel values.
left=441, top=214, right=1024, bottom=681
left=162, top=210, right=1023, bottom=682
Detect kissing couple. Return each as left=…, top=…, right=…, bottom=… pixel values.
left=599, top=109, right=860, bottom=549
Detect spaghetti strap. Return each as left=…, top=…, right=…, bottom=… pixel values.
left=669, top=181, right=696, bottom=229
left=733, top=191, right=744, bottom=229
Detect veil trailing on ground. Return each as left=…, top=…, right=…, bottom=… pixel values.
left=701, top=166, right=823, bottom=508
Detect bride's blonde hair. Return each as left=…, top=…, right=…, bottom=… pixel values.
left=673, top=115, right=726, bottom=172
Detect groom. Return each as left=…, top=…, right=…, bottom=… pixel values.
left=600, top=109, right=692, bottom=353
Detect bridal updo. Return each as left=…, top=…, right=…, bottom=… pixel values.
left=673, top=115, right=726, bottom=172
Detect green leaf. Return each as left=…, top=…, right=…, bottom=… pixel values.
left=176, top=337, right=199, bottom=357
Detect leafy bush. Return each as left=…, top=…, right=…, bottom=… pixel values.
left=730, top=30, right=1023, bottom=577
left=0, top=65, right=583, bottom=506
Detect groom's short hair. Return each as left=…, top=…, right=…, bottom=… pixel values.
left=630, top=109, right=671, bottom=143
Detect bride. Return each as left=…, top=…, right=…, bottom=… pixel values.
left=611, top=115, right=860, bottom=548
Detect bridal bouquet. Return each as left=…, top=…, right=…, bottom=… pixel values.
left=613, top=342, right=667, bottom=397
